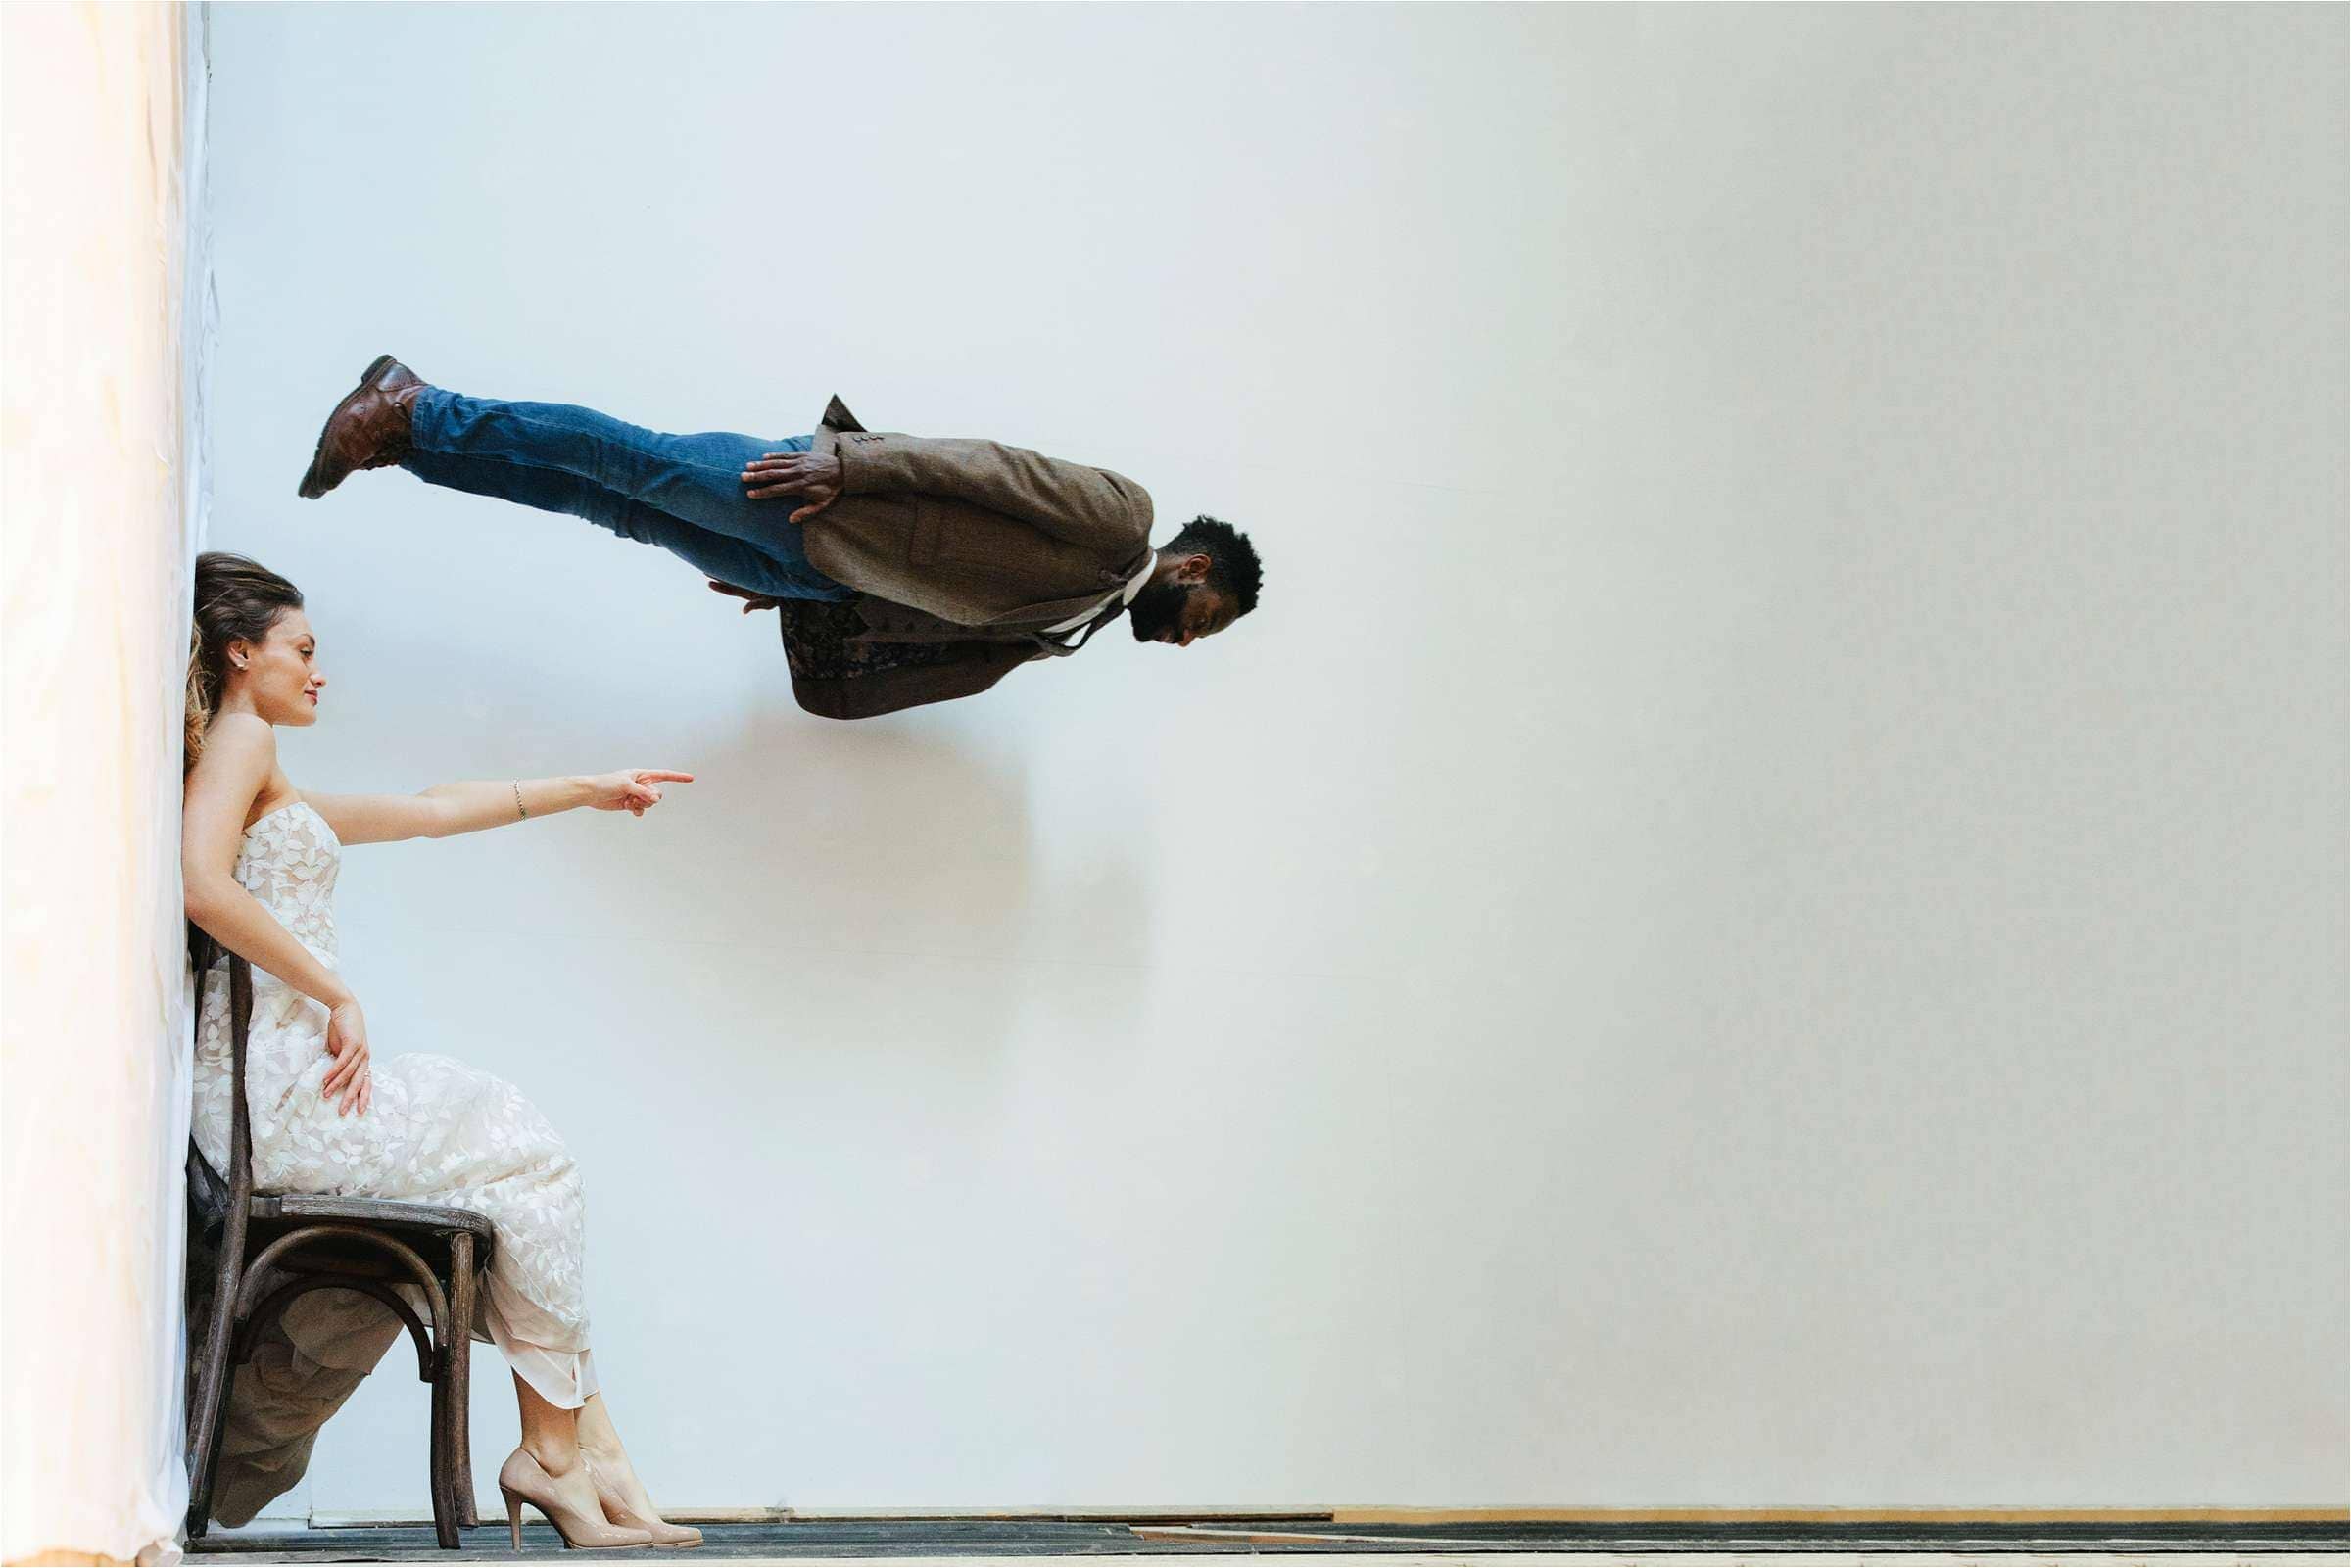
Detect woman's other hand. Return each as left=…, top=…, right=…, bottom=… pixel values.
left=322, top=997, right=372, bottom=1117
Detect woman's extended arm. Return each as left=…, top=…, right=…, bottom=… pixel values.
left=304, top=770, right=693, bottom=846
left=182, top=714, right=373, bottom=1115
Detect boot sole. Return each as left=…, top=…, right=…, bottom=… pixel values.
left=296, top=353, right=397, bottom=499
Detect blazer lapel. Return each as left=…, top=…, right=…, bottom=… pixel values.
left=812, top=394, right=865, bottom=463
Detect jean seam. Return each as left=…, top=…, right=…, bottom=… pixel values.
left=406, top=445, right=635, bottom=532
left=463, top=403, right=760, bottom=490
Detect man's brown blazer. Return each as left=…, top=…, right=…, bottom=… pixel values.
left=782, top=396, right=1156, bottom=720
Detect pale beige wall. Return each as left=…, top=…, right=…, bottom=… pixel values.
left=1, top=3, right=203, bottom=1560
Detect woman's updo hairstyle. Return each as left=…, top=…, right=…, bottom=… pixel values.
left=185, top=551, right=303, bottom=772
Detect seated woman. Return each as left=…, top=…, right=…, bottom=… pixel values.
left=182, top=551, right=698, bottom=1550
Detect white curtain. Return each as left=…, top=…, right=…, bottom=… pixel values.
left=1, top=3, right=211, bottom=1561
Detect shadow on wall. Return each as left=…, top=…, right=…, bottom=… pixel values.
left=607, top=685, right=1159, bottom=1072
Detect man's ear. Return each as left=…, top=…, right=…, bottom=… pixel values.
left=1175, top=551, right=1214, bottom=585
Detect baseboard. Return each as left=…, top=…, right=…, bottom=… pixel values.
left=305, top=1503, right=2349, bottom=1529
left=307, top=1506, right=1336, bottom=1528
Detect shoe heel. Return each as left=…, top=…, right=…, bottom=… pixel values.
left=503, top=1487, right=525, bottom=1551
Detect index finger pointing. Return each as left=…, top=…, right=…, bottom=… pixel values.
left=638, top=771, right=696, bottom=784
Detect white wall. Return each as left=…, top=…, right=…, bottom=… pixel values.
left=202, top=2, right=2344, bottom=1512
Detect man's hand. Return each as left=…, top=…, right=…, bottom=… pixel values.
left=707, top=579, right=782, bottom=613
left=740, top=451, right=844, bottom=523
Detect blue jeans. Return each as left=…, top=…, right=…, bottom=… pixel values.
left=399, top=389, right=857, bottom=601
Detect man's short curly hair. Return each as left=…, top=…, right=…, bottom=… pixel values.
left=1168, top=515, right=1262, bottom=616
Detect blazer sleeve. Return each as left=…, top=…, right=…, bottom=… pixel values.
left=789, top=641, right=1037, bottom=721
left=831, top=432, right=1153, bottom=555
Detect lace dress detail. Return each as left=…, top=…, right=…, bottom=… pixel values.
left=192, top=801, right=598, bottom=1407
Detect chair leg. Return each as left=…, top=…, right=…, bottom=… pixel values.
left=184, top=1232, right=248, bottom=1539
left=428, top=1359, right=460, bottom=1550
left=448, top=1233, right=479, bottom=1529
left=185, top=1354, right=235, bottom=1541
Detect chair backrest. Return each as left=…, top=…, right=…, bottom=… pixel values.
left=186, top=929, right=256, bottom=1225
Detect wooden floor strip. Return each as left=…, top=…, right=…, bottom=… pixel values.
left=185, top=1513, right=2351, bottom=1563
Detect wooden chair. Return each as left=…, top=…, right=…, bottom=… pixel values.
left=184, top=942, right=492, bottom=1549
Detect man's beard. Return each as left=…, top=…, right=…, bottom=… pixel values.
left=1128, top=577, right=1188, bottom=642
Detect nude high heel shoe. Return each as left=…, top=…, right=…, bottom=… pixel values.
left=583, top=1456, right=703, bottom=1549
left=500, top=1447, right=655, bottom=1550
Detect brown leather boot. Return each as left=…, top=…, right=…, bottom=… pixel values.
left=296, top=354, right=423, bottom=499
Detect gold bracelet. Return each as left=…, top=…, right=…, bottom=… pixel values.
left=513, top=781, right=528, bottom=820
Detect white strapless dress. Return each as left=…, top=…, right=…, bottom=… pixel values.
left=193, top=800, right=599, bottom=1408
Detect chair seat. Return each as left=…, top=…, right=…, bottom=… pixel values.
left=254, top=1194, right=496, bottom=1240
left=249, top=1196, right=497, bottom=1281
